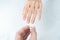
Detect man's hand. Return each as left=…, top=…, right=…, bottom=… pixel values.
left=16, top=26, right=37, bottom=40
left=22, top=0, right=42, bottom=24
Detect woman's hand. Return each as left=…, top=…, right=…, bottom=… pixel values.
left=16, top=26, right=37, bottom=40
left=22, top=0, right=42, bottom=24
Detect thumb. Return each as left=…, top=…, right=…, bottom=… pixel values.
left=30, top=27, right=37, bottom=40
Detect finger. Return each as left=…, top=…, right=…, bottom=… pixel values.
left=30, top=2, right=38, bottom=24
left=31, top=10, right=37, bottom=24
left=32, top=1, right=35, bottom=11
left=37, top=2, right=42, bottom=20
left=15, top=34, right=19, bottom=40
left=16, top=34, right=22, bottom=40
left=26, top=8, right=32, bottom=23
left=30, top=27, right=37, bottom=40
left=35, top=1, right=39, bottom=12
left=26, top=1, right=35, bottom=23
left=17, top=26, right=30, bottom=37
left=16, top=26, right=30, bottom=40
left=22, top=2, right=29, bottom=20
left=24, top=30, right=30, bottom=39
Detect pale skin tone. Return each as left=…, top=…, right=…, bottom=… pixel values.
left=22, top=0, right=42, bottom=24
left=16, top=26, right=37, bottom=40
left=16, top=0, right=42, bottom=40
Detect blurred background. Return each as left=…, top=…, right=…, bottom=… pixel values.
left=0, top=0, right=60, bottom=40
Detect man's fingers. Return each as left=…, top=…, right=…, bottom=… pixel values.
left=16, top=26, right=37, bottom=40
left=22, top=6, right=28, bottom=20
left=22, top=1, right=30, bottom=20
left=31, top=11, right=37, bottom=24
left=24, top=30, right=30, bottom=39
left=22, top=0, right=42, bottom=23
left=37, top=2, right=42, bottom=20
left=30, top=1, right=38, bottom=24
left=17, top=26, right=30, bottom=37
left=30, top=27, right=37, bottom=40
left=26, top=8, right=32, bottom=23
left=26, top=1, right=35, bottom=23
left=35, top=1, right=39, bottom=11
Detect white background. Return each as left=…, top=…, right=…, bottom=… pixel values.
left=0, top=0, right=60, bottom=40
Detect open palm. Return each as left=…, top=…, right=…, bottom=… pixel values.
left=22, top=0, right=42, bottom=24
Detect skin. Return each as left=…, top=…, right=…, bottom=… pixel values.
left=22, top=0, right=42, bottom=24
left=16, top=26, right=37, bottom=40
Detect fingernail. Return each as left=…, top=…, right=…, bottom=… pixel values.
left=30, top=27, right=36, bottom=32
left=27, top=20, right=30, bottom=24
left=31, top=20, right=34, bottom=24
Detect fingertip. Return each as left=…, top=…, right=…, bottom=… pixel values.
left=26, top=19, right=30, bottom=24
left=30, top=27, right=37, bottom=40
left=37, top=11, right=41, bottom=21
left=30, top=27, right=36, bottom=33
left=31, top=17, right=35, bottom=24
left=38, top=15, right=41, bottom=21
left=23, top=15, right=26, bottom=20
left=31, top=20, right=34, bottom=24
